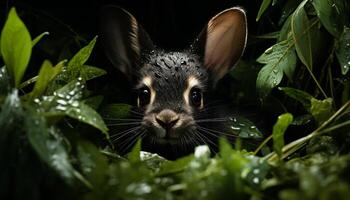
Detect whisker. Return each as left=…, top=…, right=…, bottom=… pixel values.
left=118, top=129, right=145, bottom=153
left=197, top=126, right=237, bottom=138
left=196, top=119, right=229, bottom=123
left=103, top=118, right=142, bottom=121
left=110, top=126, right=142, bottom=141
left=195, top=130, right=218, bottom=154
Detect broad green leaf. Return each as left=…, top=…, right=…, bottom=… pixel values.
left=228, top=116, right=263, bottom=139
left=1, top=8, right=32, bottom=87
left=310, top=98, right=333, bottom=124
left=81, top=65, right=107, bottom=80
left=256, top=0, right=272, bottom=21
left=312, top=0, right=346, bottom=38
left=66, top=36, right=97, bottom=79
left=30, top=60, right=63, bottom=99
left=292, top=0, right=313, bottom=70
left=32, top=32, right=49, bottom=47
left=272, top=113, right=293, bottom=158
left=278, top=16, right=292, bottom=42
left=83, top=95, right=104, bottom=110
left=336, top=27, right=350, bottom=75
left=157, top=155, right=194, bottom=176
left=127, top=139, right=141, bottom=162
left=26, top=112, right=78, bottom=184
left=279, top=87, right=313, bottom=110
left=101, top=103, right=133, bottom=119
left=256, top=40, right=297, bottom=97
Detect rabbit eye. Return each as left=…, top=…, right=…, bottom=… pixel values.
left=138, top=87, right=151, bottom=107
left=190, top=88, right=202, bottom=108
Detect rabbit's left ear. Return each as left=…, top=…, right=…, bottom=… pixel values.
left=192, top=7, right=247, bottom=82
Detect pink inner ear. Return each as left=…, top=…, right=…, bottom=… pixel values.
left=204, top=8, right=247, bottom=81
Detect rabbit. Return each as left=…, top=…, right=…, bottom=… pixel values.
left=99, top=5, right=247, bottom=159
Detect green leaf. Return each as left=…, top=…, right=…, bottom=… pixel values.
left=83, top=95, right=104, bottom=110
left=256, top=40, right=297, bottom=97
left=229, top=116, right=263, bottom=139
left=336, top=27, right=350, bottom=75
left=256, top=0, right=272, bottom=21
left=310, top=98, right=333, bottom=124
left=127, top=139, right=141, bottom=162
left=30, top=60, right=63, bottom=99
left=0, top=8, right=32, bottom=87
left=81, top=65, right=107, bottom=80
left=32, top=32, right=49, bottom=47
left=279, top=87, right=313, bottom=110
left=101, top=103, right=133, bottom=119
left=292, top=0, right=313, bottom=70
left=66, top=36, right=97, bottom=79
left=272, top=113, right=293, bottom=158
left=272, top=0, right=279, bottom=6
left=278, top=15, right=292, bottom=42
left=312, top=0, right=346, bottom=38
left=26, top=110, right=78, bottom=185
left=157, top=155, right=194, bottom=176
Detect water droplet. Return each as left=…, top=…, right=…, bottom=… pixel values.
left=72, top=101, right=79, bottom=107
left=348, top=61, right=350, bottom=65
left=273, top=80, right=278, bottom=85
left=57, top=99, right=67, bottom=105
left=346, top=43, right=350, bottom=47
left=265, top=47, right=273, bottom=54
left=231, top=126, right=241, bottom=131
left=56, top=105, right=67, bottom=111
left=253, top=169, right=260, bottom=174
left=77, top=77, right=83, bottom=81
left=253, top=177, right=260, bottom=184
left=34, top=98, right=40, bottom=103
left=250, top=125, right=256, bottom=129
left=343, top=65, right=348, bottom=69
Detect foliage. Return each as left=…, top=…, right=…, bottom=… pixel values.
left=1, top=1, right=350, bottom=199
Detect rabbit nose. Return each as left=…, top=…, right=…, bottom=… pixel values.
left=155, top=109, right=179, bottom=130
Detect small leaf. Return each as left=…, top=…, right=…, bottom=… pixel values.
left=66, top=36, right=97, bottom=79
left=256, top=0, right=272, bottom=21
left=32, top=32, right=49, bottom=47
left=310, top=98, right=333, bottom=125
left=312, top=0, right=346, bottom=38
left=127, top=139, right=141, bottom=162
left=256, top=40, right=297, bottom=97
left=81, top=65, right=107, bottom=80
left=279, top=87, right=313, bottom=110
left=30, top=60, right=63, bottom=99
left=336, top=27, right=350, bottom=75
left=292, top=0, right=313, bottom=70
left=272, top=113, right=293, bottom=158
left=157, top=155, right=194, bottom=176
left=1, top=8, right=32, bottom=87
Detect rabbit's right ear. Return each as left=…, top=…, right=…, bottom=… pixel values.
left=99, top=6, right=154, bottom=79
